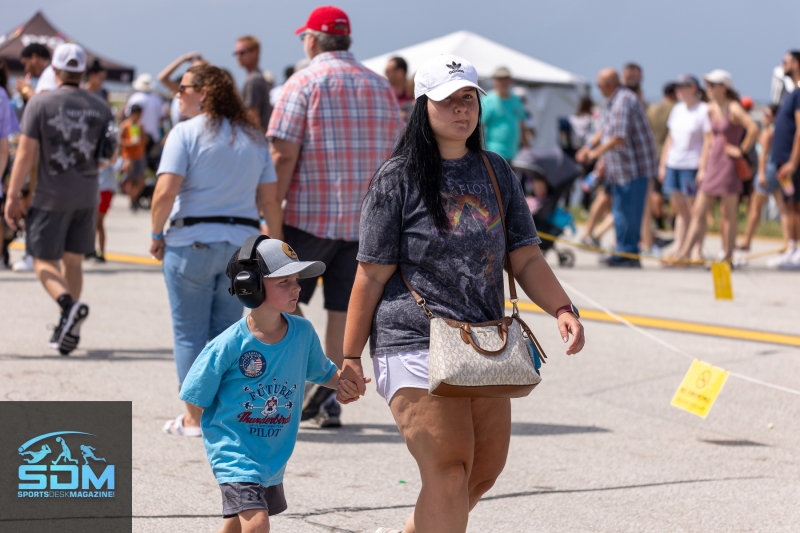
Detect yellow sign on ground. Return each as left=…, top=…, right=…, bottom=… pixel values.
left=671, top=359, right=730, bottom=418
left=711, top=261, right=733, bottom=300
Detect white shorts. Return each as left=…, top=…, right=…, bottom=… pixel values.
left=372, top=350, right=430, bottom=404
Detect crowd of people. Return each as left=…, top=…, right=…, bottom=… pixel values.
left=0, top=4, right=797, bottom=531
left=572, top=56, right=800, bottom=269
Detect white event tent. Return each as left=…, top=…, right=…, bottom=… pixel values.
left=362, top=31, right=588, bottom=149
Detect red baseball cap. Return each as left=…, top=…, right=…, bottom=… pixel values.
left=295, top=6, right=351, bottom=35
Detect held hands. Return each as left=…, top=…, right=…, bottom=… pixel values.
left=337, top=378, right=362, bottom=403
left=557, top=313, right=585, bottom=355
left=338, top=359, right=371, bottom=404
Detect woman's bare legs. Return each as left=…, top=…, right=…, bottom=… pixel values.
left=669, top=192, right=691, bottom=253
left=719, top=193, right=739, bottom=261
left=582, top=188, right=610, bottom=242
left=676, top=192, right=712, bottom=259
left=390, top=389, right=511, bottom=533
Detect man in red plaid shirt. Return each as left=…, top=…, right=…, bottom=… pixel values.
left=267, top=5, right=403, bottom=427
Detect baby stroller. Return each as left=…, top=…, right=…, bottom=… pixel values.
left=511, top=147, right=582, bottom=267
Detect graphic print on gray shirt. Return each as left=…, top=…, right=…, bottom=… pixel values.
left=357, top=150, right=541, bottom=356
left=21, top=88, right=114, bottom=211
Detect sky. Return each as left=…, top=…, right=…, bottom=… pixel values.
left=4, top=0, right=799, bottom=103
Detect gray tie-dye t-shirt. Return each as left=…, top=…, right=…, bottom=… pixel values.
left=357, top=150, right=541, bottom=356
left=21, top=87, right=114, bottom=211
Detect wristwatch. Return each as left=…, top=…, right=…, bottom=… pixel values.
left=555, top=304, right=580, bottom=319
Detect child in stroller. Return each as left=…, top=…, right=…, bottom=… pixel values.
left=511, top=147, right=582, bottom=267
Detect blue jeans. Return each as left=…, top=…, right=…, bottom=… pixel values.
left=163, top=241, right=244, bottom=385
left=607, top=176, right=649, bottom=254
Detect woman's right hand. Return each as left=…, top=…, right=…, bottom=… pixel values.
left=696, top=168, right=705, bottom=184
left=657, top=166, right=666, bottom=184
left=340, top=359, right=370, bottom=402
left=149, top=238, right=165, bottom=261
left=758, top=172, right=768, bottom=188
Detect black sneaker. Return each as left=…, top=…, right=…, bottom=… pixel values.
left=48, top=311, right=69, bottom=350
left=57, top=301, right=90, bottom=355
left=600, top=255, right=641, bottom=268
left=93, top=253, right=106, bottom=263
left=301, top=385, right=336, bottom=421
left=654, top=236, right=674, bottom=249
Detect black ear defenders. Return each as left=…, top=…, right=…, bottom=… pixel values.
left=228, top=235, right=269, bottom=308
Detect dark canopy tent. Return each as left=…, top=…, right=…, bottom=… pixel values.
left=0, top=11, right=135, bottom=82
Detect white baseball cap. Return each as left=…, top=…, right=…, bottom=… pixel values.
left=703, top=69, right=733, bottom=89
left=51, top=43, right=87, bottom=73
left=414, top=54, right=486, bottom=101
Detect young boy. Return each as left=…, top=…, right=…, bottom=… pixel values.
left=119, top=104, right=146, bottom=211
left=179, top=237, right=364, bottom=533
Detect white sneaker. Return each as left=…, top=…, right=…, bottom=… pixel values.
left=768, top=247, right=795, bottom=268
left=778, top=247, right=800, bottom=270
left=11, top=255, right=34, bottom=272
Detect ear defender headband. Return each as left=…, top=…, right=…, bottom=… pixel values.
left=229, top=235, right=269, bottom=308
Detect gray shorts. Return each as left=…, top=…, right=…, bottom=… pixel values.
left=220, top=482, right=287, bottom=518
left=25, top=207, right=96, bottom=260
left=122, top=157, right=146, bottom=183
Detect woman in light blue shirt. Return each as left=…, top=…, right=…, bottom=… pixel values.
left=150, top=64, right=282, bottom=436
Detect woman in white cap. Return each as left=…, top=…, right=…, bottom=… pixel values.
left=657, top=74, right=711, bottom=257
left=667, top=70, right=758, bottom=265
left=341, top=55, right=585, bottom=533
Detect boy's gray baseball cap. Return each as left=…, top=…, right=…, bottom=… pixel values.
left=255, top=239, right=326, bottom=279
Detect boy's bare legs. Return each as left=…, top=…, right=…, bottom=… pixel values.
left=218, top=510, right=270, bottom=533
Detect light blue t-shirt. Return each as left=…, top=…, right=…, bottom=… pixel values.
left=157, top=114, right=277, bottom=247
left=481, top=91, right=527, bottom=161
left=179, top=314, right=337, bottom=486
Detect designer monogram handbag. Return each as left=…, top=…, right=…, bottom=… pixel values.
left=401, top=152, right=546, bottom=398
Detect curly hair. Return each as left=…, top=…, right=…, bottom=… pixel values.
left=187, top=64, right=263, bottom=143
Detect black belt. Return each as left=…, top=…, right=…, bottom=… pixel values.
left=170, top=216, right=260, bottom=229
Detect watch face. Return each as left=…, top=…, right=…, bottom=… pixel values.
left=571, top=304, right=580, bottom=318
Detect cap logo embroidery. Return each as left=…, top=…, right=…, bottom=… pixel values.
left=282, top=243, right=298, bottom=259
left=446, top=61, right=464, bottom=74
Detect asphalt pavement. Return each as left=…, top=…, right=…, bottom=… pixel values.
left=1, top=196, right=798, bottom=532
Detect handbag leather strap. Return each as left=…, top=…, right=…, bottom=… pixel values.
left=400, top=151, right=518, bottom=315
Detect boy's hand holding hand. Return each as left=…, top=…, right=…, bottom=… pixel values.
left=337, top=378, right=365, bottom=404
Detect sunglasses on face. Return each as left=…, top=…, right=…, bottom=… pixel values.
left=298, top=32, right=308, bottom=42
left=233, top=48, right=253, bottom=57
left=178, top=84, right=198, bottom=94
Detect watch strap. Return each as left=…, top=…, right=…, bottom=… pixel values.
left=555, top=304, right=579, bottom=319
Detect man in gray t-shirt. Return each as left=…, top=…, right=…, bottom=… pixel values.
left=3, top=43, right=114, bottom=356
left=235, top=35, right=273, bottom=131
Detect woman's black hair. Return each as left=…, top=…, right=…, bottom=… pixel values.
left=391, top=92, right=483, bottom=232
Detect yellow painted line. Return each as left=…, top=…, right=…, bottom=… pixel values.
left=9, top=241, right=161, bottom=266
left=10, top=241, right=797, bottom=347
left=508, top=300, right=800, bottom=348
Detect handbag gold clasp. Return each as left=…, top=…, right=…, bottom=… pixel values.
left=510, top=298, right=520, bottom=317
left=416, top=298, right=435, bottom=320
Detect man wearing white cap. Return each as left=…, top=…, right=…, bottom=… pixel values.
left=3, top=43, right=114, bottom=356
